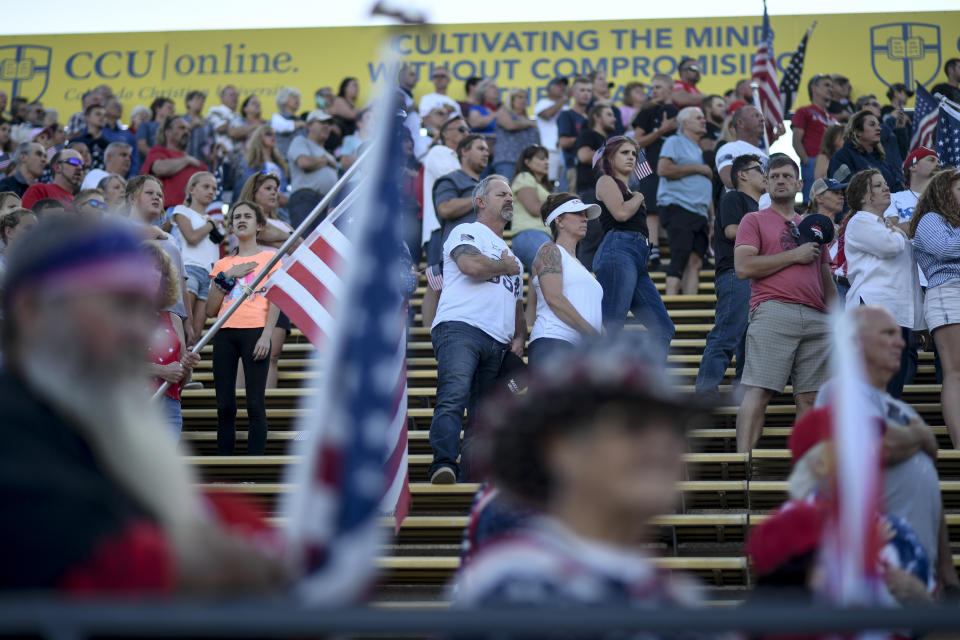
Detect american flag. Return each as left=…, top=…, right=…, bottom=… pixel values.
left=276, top=100, right=411, bottom=604
left=751, top=1, right=785, bottom=143
left=779, top=22, right=815, bottom=114
left=909, top=84, right=939, bottom=155
left=634, top=147, right=653, bottom=181
left=936, top=102, right=960, bottom=169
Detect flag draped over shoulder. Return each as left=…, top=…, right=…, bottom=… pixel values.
left=751, top=1, right=784, bottom=142
left=779, top=22, right=814, bottom=114
left=910, top=84, right=939, bottom=156
left=275, top=78, right=411, bottom=604
left=936, top=101, right=960, bottom=169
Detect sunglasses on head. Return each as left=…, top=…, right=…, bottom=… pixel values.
left=60, top=157, right=84, bottom=168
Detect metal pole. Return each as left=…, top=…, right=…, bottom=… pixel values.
left=751, top=82, right=772, bottom=150
left=152, top=150, right=371, bottom=401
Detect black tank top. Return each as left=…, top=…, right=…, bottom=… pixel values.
left=598, top=181, right=648, bottom=237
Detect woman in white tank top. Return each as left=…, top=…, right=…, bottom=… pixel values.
left=527, top=193, right=604, bottom=364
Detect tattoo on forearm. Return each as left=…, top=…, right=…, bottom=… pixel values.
left=451, top=244, right=481, bottom=261
left=532, top=243, right=563, bottom=276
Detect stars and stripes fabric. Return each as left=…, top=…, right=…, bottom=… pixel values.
left=909, top=84, right=939, bottom=156
left=936, top=102, right=960, bottom=169
left=634, top=147, right=653, bottom=181
left=751, top=1, right=785, bottom=143
left=779, top=23, right=814, bottom=114
left=819, top=311, right=885, bottom=611
left=278, top=100, right=411, bottom=604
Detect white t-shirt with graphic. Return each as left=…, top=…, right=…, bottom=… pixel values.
left=433, top=221, right=522, bottom=344
left=884, top=190, right=927, bottom=287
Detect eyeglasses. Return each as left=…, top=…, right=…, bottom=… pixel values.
left=59, top=157, right=85, bottom=168
left=786, top=220, right=801, bottom=246
left=80, top=199, right=107, bottom=209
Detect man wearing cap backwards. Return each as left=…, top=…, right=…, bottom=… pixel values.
left=428, top=174, right=523, bottom=485
left=454, top=338, right=708, bottom=608
left=0, top=216, right=288, bottom=592
left=734, top=155, right=835, bottom=453
left=287, top=110, right=339, bottom=196
left=815, top=306, right=960, bottom=594
left=532, top=77, right=569, bottom=186
left=696, top=154, right=765, bottom=396
left=886, top=147, right=940, bottom=227
left=672, top=57, right=703, bottom=107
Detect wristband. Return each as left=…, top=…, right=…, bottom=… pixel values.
left=214, top=271, right=236, bottom=293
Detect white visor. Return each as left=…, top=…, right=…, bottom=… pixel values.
left=544, top=198, right=602, bottom=227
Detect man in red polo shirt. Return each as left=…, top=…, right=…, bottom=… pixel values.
left=21, top=149, right=84, bottom=210
left=141, top=116, right=207, bottom=208
left=792, top=74, right=837, bottom=203
left=672, top=57, right=703, bottom=107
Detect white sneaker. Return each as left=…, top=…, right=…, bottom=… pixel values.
left=430, top=467, right=456, bottom=484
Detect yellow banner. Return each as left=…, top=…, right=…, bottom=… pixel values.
left=1, top=12, right=957, bottom=119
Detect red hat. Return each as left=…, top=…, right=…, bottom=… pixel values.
left=903, top=146, right=939, bottom=173
left=747, top=501, right=825, bottom=576
left=788, top=407, right=833, bottom=463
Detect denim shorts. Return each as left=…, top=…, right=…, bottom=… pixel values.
left=184, top=264, right=212, bottom=301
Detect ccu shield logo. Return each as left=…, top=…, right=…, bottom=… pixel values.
left=0, top=45, right=52, bottom=102
left=871, top=23, right=941, bottom=89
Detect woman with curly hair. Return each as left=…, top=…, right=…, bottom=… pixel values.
left=239, top=125, right=289, bottom=208
left=828, top=109, right=903, bottom=191
left=910, top=169, right=960, bottom=446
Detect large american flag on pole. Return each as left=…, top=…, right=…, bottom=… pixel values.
left=779, top=22, right=815, bottom=114
left=276, top=84, right=411, bottom=603
left=910, top=84, right=940, bottom=156
left=935, top=101, right=960, bottom=169
left=751, top=1, right=785, bottom=143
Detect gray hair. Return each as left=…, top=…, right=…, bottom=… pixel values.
left=275, top=87, right=301, bottom=111
left=677, top=106, right=701, bottom=127
left=472, top=174, right=510, bottom=210
left=129, top=105, right=150, bottom=121
left=475, top=78, right=498, bottom=102
left=12, top=141, right=35, bottom=165
left=104, top=141, right=131, bottom=158
left=97, top=173, right=127, bottom=192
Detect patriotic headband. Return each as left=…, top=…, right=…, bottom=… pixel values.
left=544, top=199, right=602, bottom=226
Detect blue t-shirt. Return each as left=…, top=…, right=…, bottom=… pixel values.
left=557, top=110, right=587, bottom=169
left=468, top=104, right=495, bottom=135
left=657, top=132, right=711, bottom=217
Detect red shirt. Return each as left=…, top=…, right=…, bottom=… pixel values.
left=148, top=312, right=183, bottom=401
left=726, top=100, right=748, bottom=115
left=141, top=146, right=208, bottom=207
left=673, top=79, right=700, bottom=96
left=734, top=208, right=830, bottom=312
left=791, top=104, right=838, bottom=159
left=21, top=182, right=74, bottom=209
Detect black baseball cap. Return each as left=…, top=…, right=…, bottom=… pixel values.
left=798, top=214, right=835, bottom=245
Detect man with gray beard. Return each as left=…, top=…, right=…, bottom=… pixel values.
left=427, top=176, right=525, bottom=485
left=0, top=216, right=286, bottom=593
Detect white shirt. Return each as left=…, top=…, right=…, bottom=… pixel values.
left=530, top=245, right=603, bottom=344
left=844, top=211, right=925, bottom=330
left=715, top=139, right=768, bottom=173
left=81, top=168, right=109, bottom=190
left=884, top=190, right=928, bottom=287
left=533, top=99, right=565, bottom=151
left=433, top=221, right=522, bottom=344
left=419, top=93, right=461, bottom=117
left=206, top=104, right=238, bottom=154
left=421, top=145, right=461, bottom=245
left=172, top=205, right=221, bottom=271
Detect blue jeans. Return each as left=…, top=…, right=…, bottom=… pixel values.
left=695, top=269, right=750, bottom=393
left=511, top=229, right=551, bottom=271
left=160, top=394, right=183, bottom=440
left=527, top=337, right=574, bottom=366
left=593, top=230, right=675, bottom=361
left=801, top=156, right=817, bottom=203
left=429, top=321, right=507, bottom=480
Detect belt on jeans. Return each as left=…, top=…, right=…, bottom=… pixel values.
left=610, top=229, right=650, bottom=241
left=832, top=274, right=850, bottom=288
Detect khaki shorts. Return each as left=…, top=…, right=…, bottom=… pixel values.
left=741, top=300, right=831, bottom=394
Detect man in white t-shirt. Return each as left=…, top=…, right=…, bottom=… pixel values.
left=419, top=66, right=462, bottom=118
left=533, top=77, right=569, bottom=184
left=206, top=85, right=239, bottom=158
left=81, top=142, right=132, bottom=190
left=422, top=115, right=468, bottom=250
left=428, top=175, right=524, bottom=485
left=885, top=146, right=939, bottom=224
left=716, top=105, right=768, bottom=190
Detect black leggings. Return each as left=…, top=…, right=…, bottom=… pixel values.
left=213, top=327, right=269, bottom=455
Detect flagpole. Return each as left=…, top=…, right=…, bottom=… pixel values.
left=751, top=82, right=771, bottom=150
left=152, top=150, right=372, bottom=401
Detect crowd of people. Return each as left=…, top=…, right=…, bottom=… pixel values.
left=2, top=52, right=960, bottom=609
